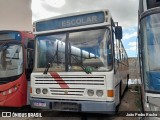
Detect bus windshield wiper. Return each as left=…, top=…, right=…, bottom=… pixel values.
left=68, top=43, right=92, bottom=74
left=70, top=55, right=93, bottom=74
left=43, top=43, right=59, bottom=74
left=43, top=63, right=51, bottom=74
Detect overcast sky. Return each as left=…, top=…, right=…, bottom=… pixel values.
left=32, top=0, right=138, bottom=57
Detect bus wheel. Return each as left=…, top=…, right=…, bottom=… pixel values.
left=116, top=81, right=122, bottom=113
left=125, top=74, right=129, bottom=91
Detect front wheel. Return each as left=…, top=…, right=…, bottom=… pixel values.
left=116, top=81, right=122, bottom=113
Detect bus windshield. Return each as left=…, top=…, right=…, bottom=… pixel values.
left=0, top=31, right=21, bottom=41
left=0, top=43, right=23, bottom=78
left=141, top=12, right=160, bottom=92
left=37, top=28, right=112, bottom=72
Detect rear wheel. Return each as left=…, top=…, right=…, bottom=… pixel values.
left=125, top=74, right=129, bottom=91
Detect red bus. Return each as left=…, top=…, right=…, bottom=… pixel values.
left=0, top=30, right=34, bottom=107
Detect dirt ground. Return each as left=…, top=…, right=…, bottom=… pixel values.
left=112, top=84, right=140, bottom=120
left=120, top=85, right=139, bottom=111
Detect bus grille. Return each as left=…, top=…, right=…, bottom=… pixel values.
left=0, top=80, right=8, bottom=85
left=34, top=75, right=105, bottom=97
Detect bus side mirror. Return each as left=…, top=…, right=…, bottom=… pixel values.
left=115, top=26, right=122, bottom=40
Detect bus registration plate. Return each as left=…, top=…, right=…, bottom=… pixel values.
left=53, top=102, right=81, bottom=111
left=34, top=102, right=46, bottom=107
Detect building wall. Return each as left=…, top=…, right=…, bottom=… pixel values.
left=128, top=57, right=140, bottom=79
left=0, top=0, right=32, bottom=31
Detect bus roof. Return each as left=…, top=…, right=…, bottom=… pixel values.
left=34, top=9, right=111, bottom=35
left=139, top=0, right=160, bottom=15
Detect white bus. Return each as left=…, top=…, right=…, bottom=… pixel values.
left=30, top=9, right=129, bottom=114
left=138, top=0, right=160, bottom=119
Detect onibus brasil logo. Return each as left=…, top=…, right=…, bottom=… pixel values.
left=2, top=112, right=42, bottom=118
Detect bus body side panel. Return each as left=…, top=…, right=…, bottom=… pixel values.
left=114, top=61, right=129, bottom=106
left=21, top=31, right=34, bottom=106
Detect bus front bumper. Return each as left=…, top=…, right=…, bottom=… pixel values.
left=30, top=97, right=116, bottom=114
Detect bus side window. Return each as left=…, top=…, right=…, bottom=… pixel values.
left=105, top=30, right=112, bottom=66
left=26, top=40, right=34, bottom=80
left=115, top=40, right=119, bottom=60
left=106, top=41, right=112, bottom=65
left=119, top=41, right=122, bottom=61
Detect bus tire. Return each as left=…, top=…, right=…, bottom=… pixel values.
left=125, top=74, right=129, bottom=91
left=116, top=81, right=122, bottom=113
left=119, top=81, right=122, bottom=103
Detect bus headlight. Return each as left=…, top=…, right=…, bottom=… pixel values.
left=8, top=89, right=12, bottom=94
left=42, top=88, right=48, bottom=94
left=2, top=92, right=6, bottom=96
left=87, top=89, right=94, bottom=96
left=36, top=88, right=41, bottom=94
left=96, top=90, right=103, bottom=97
left=14, top=86, right=18, bottom=91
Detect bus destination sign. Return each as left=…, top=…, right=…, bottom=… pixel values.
left=36, top=12, right=105, bottom=32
